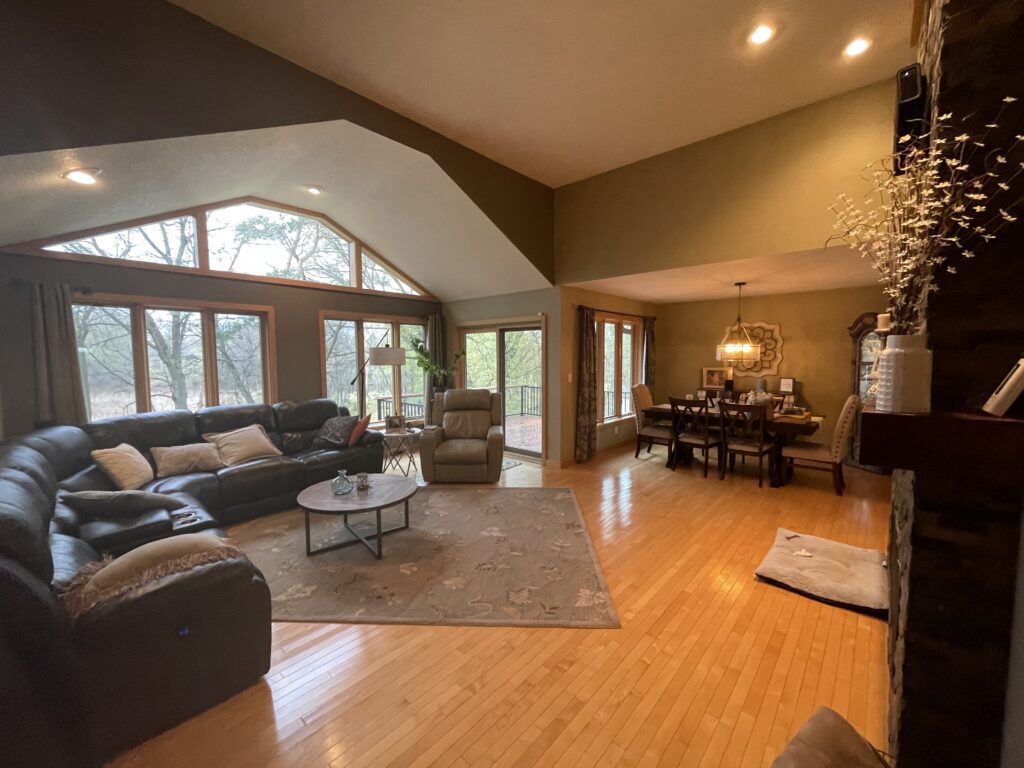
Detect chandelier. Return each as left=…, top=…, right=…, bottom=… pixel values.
left=716, top=282, right=762, bottom=364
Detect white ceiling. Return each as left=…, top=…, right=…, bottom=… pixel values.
left=171, top=0, right=916, bottom=187
left=0, top=120, right=551, bottom=302
left=567, top=247, right=879, bottom=304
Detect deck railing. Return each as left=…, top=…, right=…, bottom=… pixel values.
left=377, top=385, right=543, bottom=421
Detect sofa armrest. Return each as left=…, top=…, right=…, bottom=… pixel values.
left=486, top=425, right=504, bottom=482
left=419, top=426, right=444, bottom=482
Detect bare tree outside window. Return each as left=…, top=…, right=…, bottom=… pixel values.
left=215, top=313, right=265, bottom=405
left=324, top=319, right=360, bottom=416
left=46, top=217, right=197, bottom=267
left=72, top=304, right=137, bottom=420
left=146, top=309, right=206, bottom=411
left=207, top=204, right=354, bottom=287
left=361, top=250, right=420, bottom=295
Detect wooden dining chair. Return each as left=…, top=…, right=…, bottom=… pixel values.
left=718, top=402, right=774, bottom=487
left=668, top=397, right=721, bottom=477
left=781, top=395, right=860, bottom=496
left=631, top=384, right=672, bottom=458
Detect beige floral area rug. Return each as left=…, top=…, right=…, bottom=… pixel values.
left=228, top=487, right=620, bottom=628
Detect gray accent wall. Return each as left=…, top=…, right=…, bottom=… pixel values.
left=0, top=252, right=440, bottom=438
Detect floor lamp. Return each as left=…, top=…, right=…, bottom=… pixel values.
left=350, top=342, right=406, bottom=420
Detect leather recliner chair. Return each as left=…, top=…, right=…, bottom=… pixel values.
left=420, top=389, right=504, bottom=483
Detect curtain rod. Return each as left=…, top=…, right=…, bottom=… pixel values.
left=578, top=304, right=655, bottom=321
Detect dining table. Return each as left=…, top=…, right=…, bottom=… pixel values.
left=641, top=403, right=822, bottom=488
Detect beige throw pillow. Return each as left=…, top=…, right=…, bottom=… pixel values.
left=151, top=443, right=223, bottom=477
left=91, top=443, right=154, bottom=490
left=203, top=423, right=282, bottom=466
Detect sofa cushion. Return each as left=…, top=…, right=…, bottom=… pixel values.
left=443, top=389, right=492, bottom=411
left=91, top=444, right=154, bottom=490
left=434, top=439, right=488, bottom=465
left=83, top=410, right=198, bottom=453
left=0, top=469, right=55, bottom=582
left=57, top=464, right=116, bottom=494
left=49, top=533, right=100, bottom=592
left=16, top=426, right=93, bottom=482
left=292, top=447, right=377, bottom=485
left=204, top=424, right=282, bottom=466
left=273, top=398, right=340, bottom=434
left=196, top=404, right=278, bottom=444
left=151, top=443, right=223, bottom=477
left=442, top=410, right=491, bottom=440
left=77, top=508, right=173, bottom=554
left=60, top=490, right=190, bottom=517
left=0, top=443, right=57, bottom=501
left=216, top=457, right=303, bottom=507
left=51, top=500, right=82, bottom=537
left=140, top=473, right=220, bottom=513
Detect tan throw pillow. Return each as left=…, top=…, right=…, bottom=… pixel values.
left=91, top=443, right=154, bottom=490
left=203, top=423, right=282, bottom=466
left=151, top=443, right=223, bottom=477
left=61, top=532, right=240, bottom=620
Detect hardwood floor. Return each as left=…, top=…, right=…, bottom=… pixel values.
left=111, top=445, right=890, bottom=768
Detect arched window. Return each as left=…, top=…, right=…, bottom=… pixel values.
left=20, top=198, right=431, bottom=298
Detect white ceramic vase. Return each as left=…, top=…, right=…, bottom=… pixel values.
left=876, top=334, right=932, bottom=414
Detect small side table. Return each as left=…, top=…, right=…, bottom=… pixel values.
left=375, top=427, right=422, bottom=476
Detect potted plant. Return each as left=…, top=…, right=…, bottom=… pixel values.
left=410, top=338, right=465, bottom=416
left=830, top=97, right=1022, bottom=413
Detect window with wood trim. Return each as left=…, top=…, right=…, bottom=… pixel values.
left=596, top=316, right=641, bottom=422
left=72, top=298, right=274, bottom=420
left=321, top=314, right=427, bottom=424
left=23, top=198, right=430, bottom=298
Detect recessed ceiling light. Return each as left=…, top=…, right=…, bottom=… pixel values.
left=749, top=24, right=775, bottom=45
left=306, top=184, right=324, bottom=195
left=61, top=168, right=101, bottom=185
left=844, top=37, right=871, bottom=57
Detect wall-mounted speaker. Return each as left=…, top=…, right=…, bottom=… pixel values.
left=894, top=64, right=928, bottom=174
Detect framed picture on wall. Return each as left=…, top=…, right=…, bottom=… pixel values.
left=779, top=377, right=796, bottom=395
left=701, top=367, right=731, bottom=391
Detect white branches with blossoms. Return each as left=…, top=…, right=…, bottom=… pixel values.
left=830, top=97, right=1023, bottom=335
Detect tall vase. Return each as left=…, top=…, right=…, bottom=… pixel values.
left=876, top=334, right=932, bottom=414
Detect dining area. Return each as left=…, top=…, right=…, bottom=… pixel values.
left=631, top=382, right=859, bottom=493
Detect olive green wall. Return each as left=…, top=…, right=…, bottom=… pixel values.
left=653, top=284, right=886, bottom=443
left=0, top=0, right=553, bottom=282
left=553, top=80, right=894, bottom=284
left=0, top=252, right=439, bottom=438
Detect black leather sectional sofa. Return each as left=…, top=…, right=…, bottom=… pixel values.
left=0, top=398, right=383, bottom=767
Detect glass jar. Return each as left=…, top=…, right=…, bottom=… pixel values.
left=331, top=471, right=354, bottom=495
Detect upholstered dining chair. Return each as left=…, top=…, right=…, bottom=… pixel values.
left=719, top=402, right=773, bottom=487
left=631, top=384, right=672, bottom=458
left=668, top=397, right=721, bottom=477
left=781, top=394, right=860, bottom=496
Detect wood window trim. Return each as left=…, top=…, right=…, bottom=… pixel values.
left=8, top=195, right=437, bottom=301
left=318, top=310, right=428, bottom=423
left=72, top=291, right=278, bottom=410
left=453, top=316, right=548, bottom=460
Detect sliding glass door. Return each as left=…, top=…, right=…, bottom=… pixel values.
left=460, top=324, right=544, bottom=457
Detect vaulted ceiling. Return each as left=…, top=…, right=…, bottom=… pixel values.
left=0, top=121, right=550, bottom=302
left=171, top=0, right=916, bottom=186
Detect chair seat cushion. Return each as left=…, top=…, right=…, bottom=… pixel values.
left=782, top=441, right=832, bottom=462
left=727, top=439, right=773, bottom=454
left=216, top=457, right=303, bottom=506
left=434, top=439, right=488, bottom=465
left=677, top=432, right=721, bottom=446
left=639, top=425, right=673, bottom=440
left=78, top=508, right=173, bottom=553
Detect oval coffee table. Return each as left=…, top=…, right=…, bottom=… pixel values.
left=297, top=474, right=417, bottom=559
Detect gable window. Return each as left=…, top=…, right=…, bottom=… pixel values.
left=46, top=216, right=198, bottom=267
left=21, top=198, right=431, bottom=298
left=597, top=315, right=641, bottom=422
left=73, top=296, right=275, bottom=420
left=321, top=313, right=426, bottom=424
left=206, top=203, right=355, bottom=287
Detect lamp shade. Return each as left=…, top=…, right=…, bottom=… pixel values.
left=368, top=346, right=406, bottom=366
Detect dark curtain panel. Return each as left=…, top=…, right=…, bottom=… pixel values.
left=31, top=282, right=87, bottom=427
left=643, top=317, right=656, bottom=386
left=425, top=314, right=447, bottom=424
left=574, top=306, right=598, bottom=463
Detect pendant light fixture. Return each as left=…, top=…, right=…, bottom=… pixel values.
left=716, top=282, right=762, bottom=364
